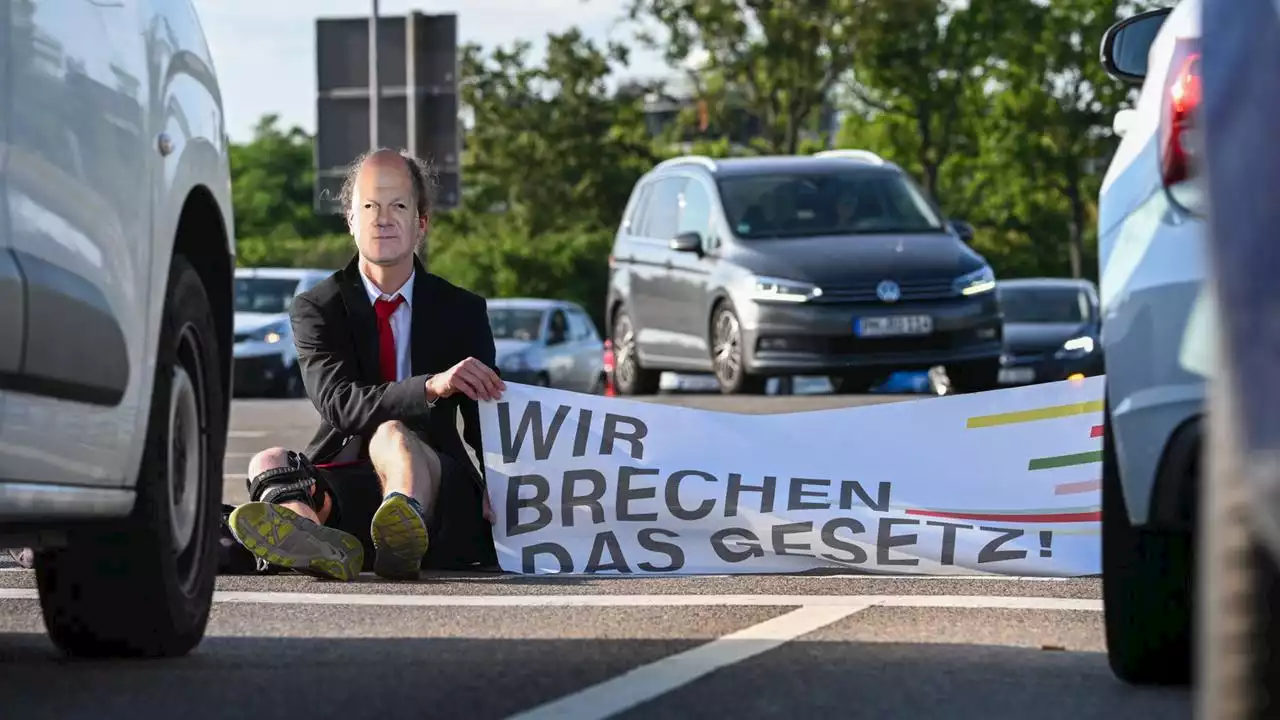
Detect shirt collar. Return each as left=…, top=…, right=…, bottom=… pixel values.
left=360, top=267, right=415, bottom=307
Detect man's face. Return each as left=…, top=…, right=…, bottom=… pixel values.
left=347, top=154, right=428, bottom=266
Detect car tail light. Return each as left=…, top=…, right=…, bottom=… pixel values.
left=1159, top=38, right=1201, bottom=190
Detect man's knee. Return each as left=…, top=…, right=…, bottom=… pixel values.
left=248, top=447, right=293, bottom=477
left=369, top=420, right=440, bottom=478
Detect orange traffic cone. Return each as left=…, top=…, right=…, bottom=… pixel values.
left=603, top=340, right=616, bottom=396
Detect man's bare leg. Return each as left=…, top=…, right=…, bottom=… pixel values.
left=226, top=447, right=364, bottom=581
left=367, top=421, right=441, bottom=579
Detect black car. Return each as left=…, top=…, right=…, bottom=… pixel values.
left=604, top=150, right=1004, bottom=395
left=995, top=277, right=1104, bottom=386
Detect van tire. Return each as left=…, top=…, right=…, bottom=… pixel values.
left=611, top=308, right=660, bottom=395
left=34, top=256, right=225, bottom=659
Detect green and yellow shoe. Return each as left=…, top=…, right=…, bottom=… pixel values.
left=370, top=493, right=430, bottom=581
left=228, top=501, right=365, bottom=581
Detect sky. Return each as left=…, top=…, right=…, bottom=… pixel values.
left=191, top=0, right=678, bottom=143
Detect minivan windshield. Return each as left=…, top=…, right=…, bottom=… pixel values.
left=999, top=286, right=1094, bottom=324
left=717, top=169, right=946, bottom=239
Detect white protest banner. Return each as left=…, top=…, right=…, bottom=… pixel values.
left=477, top=376, right=1105, bottom=577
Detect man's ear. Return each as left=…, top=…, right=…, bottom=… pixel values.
left=419, top=214, right=430, bottom=237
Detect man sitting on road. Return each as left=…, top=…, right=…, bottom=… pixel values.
left=227, top=148, right=506, bottom=582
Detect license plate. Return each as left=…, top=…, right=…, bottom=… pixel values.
left=855, top=315, right=934, bottom=337
left=998, top=367, right=1036, bottom=384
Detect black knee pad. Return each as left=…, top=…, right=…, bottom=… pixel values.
left=246, top=451, right=323, bottom=512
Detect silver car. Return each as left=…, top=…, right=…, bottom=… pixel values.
left=488, top=298, right=607, bottom=394
left=233, top=267, right=331, bottom=397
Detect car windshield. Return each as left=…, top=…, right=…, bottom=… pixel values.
left=489, top=308, right=545, bottom=341
left=716, top=169, right=946, bottom=239
left=235, top=277, right=302, bottom=313
left=1000, top=286, right=1093, bottom=323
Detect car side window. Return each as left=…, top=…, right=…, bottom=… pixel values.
left=547, top=309, right=569, bottom=345
left=642, top=177, right=685, bottom=241
left=569, top=310, right=598, bottom=341
left=626, top=183, right=654, bottom=237
left=678, top=180, right=713, bottom=246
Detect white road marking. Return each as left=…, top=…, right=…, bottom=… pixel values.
left=0, top=589, right=1102, bottom=611
left=506, top=604, right=869, bottom=720
left=228, top=430, right=268, bottom=438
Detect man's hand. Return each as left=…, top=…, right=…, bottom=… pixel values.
left=426, top=357, right=506, bottom=402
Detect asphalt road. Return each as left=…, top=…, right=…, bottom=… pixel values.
left=0, top=390, right=1190, bottom=720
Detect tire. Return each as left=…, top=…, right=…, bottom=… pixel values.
left=710, top=304, right=766, bottom=395
left=1197, top=361, right=1280, bottom=719
left=277, top=363, right=305, bottom=398
left=34, top=256, right=226, bottom=659
left=947, top=359, right=999, bottom=394
left=611, top=309, right=660, bottom=396
left=1100, top=398, right=1195, bottom=685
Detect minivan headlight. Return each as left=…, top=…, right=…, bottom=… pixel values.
left=746, top=275, right=823, bottom=303
left=954, top=266, right=996, bottom=296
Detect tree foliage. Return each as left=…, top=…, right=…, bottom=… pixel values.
left=229, top=0, right=1158, bottom=316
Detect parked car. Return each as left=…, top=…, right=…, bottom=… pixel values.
left=234, top=267, right=331, bottom=396
left=604, top=151, right=1002, bottom=396
left=995, top=277, right=1103, bottom=386
left=488, top=298, right=607, bottom=394
left=0, top=0, right=234, bottom=658
left=1096, top=0, right=1204, bottom=686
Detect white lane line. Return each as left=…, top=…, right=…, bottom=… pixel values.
left=228, top=430, right=268, bottom=438
left=0, top=589, right=1102, bottom=611
left=506, top=604, right=869, bottom=720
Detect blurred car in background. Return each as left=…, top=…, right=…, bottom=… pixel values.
left=605, top=150, right=1002, bottom=397
left=1096, top=0, right=1203, bottom=687
left=233, top=267, right=330, bottom=396
left=489, top=298, right=606, bottom=394
left=995, top=277, right=1103, bottom=386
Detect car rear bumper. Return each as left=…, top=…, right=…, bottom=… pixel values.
left=741, top=293, right=1003, bottom=376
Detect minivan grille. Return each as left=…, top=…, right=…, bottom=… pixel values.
left=816, top=279, right=957, bottom=303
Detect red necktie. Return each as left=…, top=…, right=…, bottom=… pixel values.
left=374, top=296, right=405, bottom=382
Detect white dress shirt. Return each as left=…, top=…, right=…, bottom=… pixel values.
left=359, top=268, right=414, bottom=382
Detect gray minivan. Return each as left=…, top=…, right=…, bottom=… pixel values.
left=604, top=151, right=1004, bottom=395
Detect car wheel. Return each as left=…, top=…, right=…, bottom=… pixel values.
left=611, top=309, right=660, bottom=396
left=279, top=363, right=305, bottom=398
left=35, top=256, right=225, bottom=659
left=711, top=304, right=766, bottom=395
left=1101, top=398, right=1194, bottom=685
left=1197, top=363, right=1280, bottom=719
left=947, top=359, right=1000, bottom=393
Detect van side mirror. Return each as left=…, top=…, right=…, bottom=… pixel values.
left=1100, top=8, right=1171, bottom=84
left=670, top=231, right=703, bottom=254
left=948, top=220, right=975, bottom=243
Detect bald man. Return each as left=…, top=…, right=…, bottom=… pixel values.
left=226, top=149, right=505, bottom=581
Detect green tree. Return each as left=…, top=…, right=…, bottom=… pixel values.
left=230, top=114, right=344, bottom=241
left=458, top=28, right=661, bottom=236
left=624, top=0, right=866, bottom=154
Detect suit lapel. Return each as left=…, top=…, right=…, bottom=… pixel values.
left=337, top=257, right=382, bottom=385
left=410, top=255, right=443, bottom=376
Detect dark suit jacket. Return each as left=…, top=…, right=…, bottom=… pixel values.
left=289, top=254, right=497, bottom=481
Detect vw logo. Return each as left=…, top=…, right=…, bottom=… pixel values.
left=876, top=280, right=901, bottom=303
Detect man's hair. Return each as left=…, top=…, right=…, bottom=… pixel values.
left=338, top=148, right=438, bottom=222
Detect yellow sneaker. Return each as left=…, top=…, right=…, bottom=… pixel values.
left=370, top=493, right=430, bottom=580
left=228, top=501, right=364, bottom=581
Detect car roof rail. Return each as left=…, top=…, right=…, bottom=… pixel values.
left=655, top=155, right=718, bottom=172
left=814, top=149, right=886, bottom=165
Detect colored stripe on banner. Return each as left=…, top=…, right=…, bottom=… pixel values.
left=1054, top=479, right=1102, bottom=495
left=904, top=508, right=1102, bottom=523
left=1027, top=450, right=1103, bottom=471
left=966, top=400, right=1104, bottom=429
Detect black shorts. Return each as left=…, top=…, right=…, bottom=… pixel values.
left=312, top=453, right=497, bottom=571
